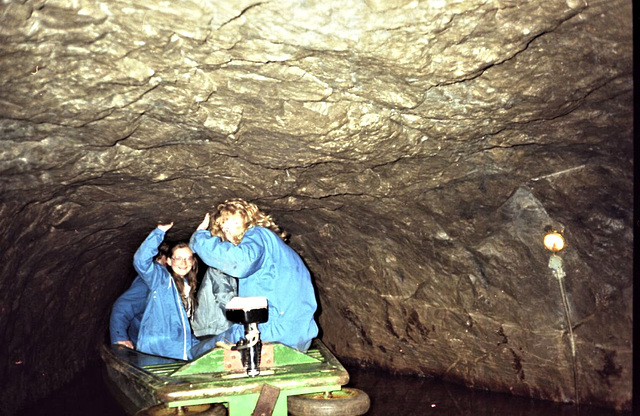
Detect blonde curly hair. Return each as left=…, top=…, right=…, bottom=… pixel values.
left=210, top=198, right=288, bottom=243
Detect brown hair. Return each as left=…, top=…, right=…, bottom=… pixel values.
left=167, top=241, right=198, bottom=313
left=153, top=241, right=171, bottom=263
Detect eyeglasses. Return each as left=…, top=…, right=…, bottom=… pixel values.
left=171, top=256, right=194, bottom=263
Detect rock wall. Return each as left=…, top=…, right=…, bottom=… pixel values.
left=0, top=0, right=632, bottom=413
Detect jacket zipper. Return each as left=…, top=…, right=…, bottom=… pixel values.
left=170, top=278, right=188, bottom=360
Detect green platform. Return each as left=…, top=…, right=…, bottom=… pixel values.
left=101, top=340, right=350, bottom=416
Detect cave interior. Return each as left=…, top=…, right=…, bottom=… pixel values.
left=0, top=0, right=633, bottom=414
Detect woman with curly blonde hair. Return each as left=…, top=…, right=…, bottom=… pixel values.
left=189, top=198, right=318, bottom=356
left=209, top=198, right=288, bottom=244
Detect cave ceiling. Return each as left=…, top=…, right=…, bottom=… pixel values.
left=0, top=0, right=633, bottom=413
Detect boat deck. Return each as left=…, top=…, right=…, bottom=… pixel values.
left=101, top=340, right=350, bottom=415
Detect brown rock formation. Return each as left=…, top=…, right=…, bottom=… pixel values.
left=0, top=0, right=632, bottom=413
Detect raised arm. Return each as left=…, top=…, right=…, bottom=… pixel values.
left=134, top=225, right=171, bottom=284
left=190, top=227, right=264, bottom=278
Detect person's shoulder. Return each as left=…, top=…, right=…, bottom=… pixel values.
left=204, top=267, right=225, bottom=277
left=243, top=227, right=278, bottom=245
left=247, top=227, right=290, bottom=250
left=247, top=226, right=277, bottom=238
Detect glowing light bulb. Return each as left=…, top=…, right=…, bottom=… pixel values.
left=543, top=231, right=565, bottom=252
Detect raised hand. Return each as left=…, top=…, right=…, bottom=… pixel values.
left=157, top=222, right=174, bottom=232
left=196, top=213, right=210, bottom=231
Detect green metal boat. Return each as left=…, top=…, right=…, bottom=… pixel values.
left=100, top=339, right=370, bottom=416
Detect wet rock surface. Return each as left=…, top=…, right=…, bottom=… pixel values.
left=0, top=0, right=632, bottom=413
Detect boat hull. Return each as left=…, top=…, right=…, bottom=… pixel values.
left=101, top=340, right=351, bottom=416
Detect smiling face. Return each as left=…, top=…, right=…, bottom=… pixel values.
left=167, top=246, right=194, bottom=277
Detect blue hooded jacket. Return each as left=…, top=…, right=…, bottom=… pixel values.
left=109, top=275, right=148, bottom=345
left=190, top=226, right=318, bottom=354
left=134, top=228, right=198, bottom=360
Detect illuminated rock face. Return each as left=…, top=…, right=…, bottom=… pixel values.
left=0, top=0, right=632, bottom=413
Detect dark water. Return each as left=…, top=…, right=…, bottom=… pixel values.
left=19, top=361, right=631, bottom=416
left=345, top=366, right=631, bottom=416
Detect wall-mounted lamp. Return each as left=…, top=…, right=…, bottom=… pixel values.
left=543, top=228, right=578, bottom=405
left=545, top=230, right=566, bottom=280
left=543, top=230, right=565, bottom=252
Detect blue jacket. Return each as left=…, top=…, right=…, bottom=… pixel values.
left=190, top=226, right=319, bottom=352
left=109, top=275, right=148, bottom=345
left=134, top=228, right=198, bottom=360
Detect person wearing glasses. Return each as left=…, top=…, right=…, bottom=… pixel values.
left=132, top=223, right=200, bottom=360
left=189, top=198, right=318, bottom=357
left=109, top=242, right=170, bottom=349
